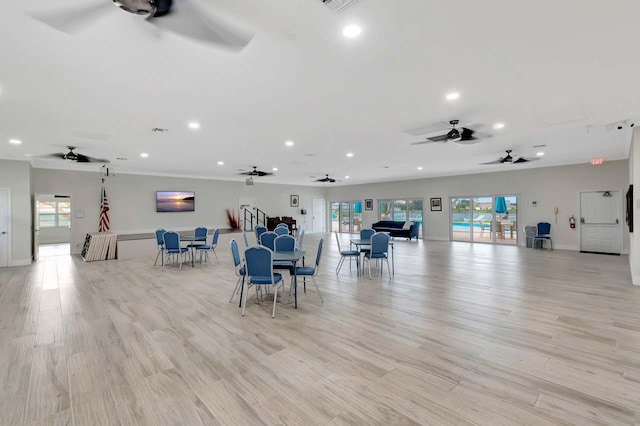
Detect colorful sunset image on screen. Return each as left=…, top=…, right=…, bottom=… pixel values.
left=156, top=191, right=195, bottom=212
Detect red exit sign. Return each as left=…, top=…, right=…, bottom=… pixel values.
left=591, top=157, right=604, bottom=165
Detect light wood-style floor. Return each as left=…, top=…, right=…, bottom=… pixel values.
left=1, top=234, right=639, bottom=425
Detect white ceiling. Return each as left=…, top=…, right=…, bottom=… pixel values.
left=0, top=0, right=637, bottom=185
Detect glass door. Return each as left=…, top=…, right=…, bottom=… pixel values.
left=331, top=201, right=357, bottom=233
left=494, top=195, right=517, bottom=245
left=451, top=195, right=518, bottom=245
left=451, top=198, right=472, bottom=241
left=352, top=201, right=363, bottom=233
left=408, top=199, right=423, bottom=237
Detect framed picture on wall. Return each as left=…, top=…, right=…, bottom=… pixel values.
left=430, top=197, right=442, bottom=211
left=365, top=199, right=373, bottom=210
left=290, top=195, right=299, bottom=207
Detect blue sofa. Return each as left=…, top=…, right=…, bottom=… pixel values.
left=371, top=221, right=419, bottom=240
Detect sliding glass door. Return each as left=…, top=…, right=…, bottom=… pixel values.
left=378, top=198, right=423, bottom=237
left=450, top=195, right=518, bottom=245
left=331, top=201, right=362, bottom=233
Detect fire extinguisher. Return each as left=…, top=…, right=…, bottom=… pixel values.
left=569, top=215, right=576, bottom=229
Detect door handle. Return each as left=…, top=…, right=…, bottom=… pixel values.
left=580, top=218, right=585, bottom=224
left=616, top=218, right=619, bottom=224
left=1, top=231, right=6, bottom=234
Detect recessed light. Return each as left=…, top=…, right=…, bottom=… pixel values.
left=343, top=24, right=361, bottom=38
left=446, top=92, right=460, bottom=101
left=285, top=140, right=294, bottom=147
left=217, top=161, right=224, bottom=165
left=9, top=139, right=22, bottom=145
left=493, top=122, right=505, bottom=130
left=272, top=167, right=278, bottom=171
left=345, top=175, right=350, bottom=179
left=536, top=152, right=544, bottom=157
left=188, top=122, right=200, bottom=129
left=417, top=166, right=423, bottom=170
left=140, top=153, right=149, bottom=158
left=346, top=152, right=354, bottom=158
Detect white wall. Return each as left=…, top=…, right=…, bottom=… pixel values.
left=32, top=169, right=327, bottom=254
left=0, top=160, right=31, bottom=265
left=326, top=161, right=629, bottom=252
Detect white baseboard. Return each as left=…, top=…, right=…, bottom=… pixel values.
left=424, top=236, right=449, bottom=241
left=9, top=258, right=31, bottom=266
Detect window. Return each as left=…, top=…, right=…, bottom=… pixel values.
left=39, top=200, right=71, bottom=228
left=379, top=198, right=423, bottom=237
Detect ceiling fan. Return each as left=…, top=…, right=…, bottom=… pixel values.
left=315, top=174, right=336, bottom=183
left=239, top=166, right=273, bottom=177
left=409, top=120, right=486, bottom=145
left=40, top=146, right=110, bottom=163
left=479, top=150, right=539, bottom=165
left=29, top=0, right=255, bottom=50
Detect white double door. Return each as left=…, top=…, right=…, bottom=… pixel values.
left=580, top=191, right=622, bottom=254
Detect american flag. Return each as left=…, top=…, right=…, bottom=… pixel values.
left=99, top=186, right=110, bottom=232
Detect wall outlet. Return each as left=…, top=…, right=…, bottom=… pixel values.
left=532, top=201, right=537, bottom=207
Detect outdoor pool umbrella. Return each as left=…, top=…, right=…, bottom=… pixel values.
left=495, top=197, right=508, bottom=214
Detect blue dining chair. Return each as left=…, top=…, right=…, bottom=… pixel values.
left=291, top=239, right=324, bottom=303
left=534, top=222, right=553, bottom=250
left=274, top=226, right=289, bottom=236
left=193, top=227, right=208, bottom=242
left=273, top=235, right=296, bottom=274
left=242, top=246, right=284, bottom=318
left=259, top=232, right=278, bottom=251
left=154, top=228, right=166, bottom=267
left=296, top=229, right=305, bottom=250
left=363, top=232, right=391, bottom=280
left=255, top=226, right=267, bottom=242
left=229, top=239, right=245, bottom=303
left=162, top=231, right=190, bottom=270
left=195, top=227, right=220, bottom=264
left=335, top=231, right=360, bottom=275
left=358, top=228, right=375, bottom=253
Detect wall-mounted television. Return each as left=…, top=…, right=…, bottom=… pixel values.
left=156, top=191, right=195, bottom=212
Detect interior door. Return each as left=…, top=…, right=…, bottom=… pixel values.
left=0, top=189, right=9, bottom=267
left=312, top=199, right=325, bottom=233
left=580, top=191, right=622, bottom=254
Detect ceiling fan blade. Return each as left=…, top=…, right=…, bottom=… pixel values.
left=42, top=153, right=67, bottom=160
left=454, top=128, right=480, bottom=145
left=80, top=154, right=110, bottom=163
left=28, top=0, right=114, bottom=34
left=410, top=139, right=442, bottom=145
left=149, top=0, right=254, bottom=50
left=479, top=159, right=505, bottom=165
left=404, top=121, right=451, bottom=136
left=426, top=134, right=450, bottom=142
left=514, top=157, right=539, bottom=163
